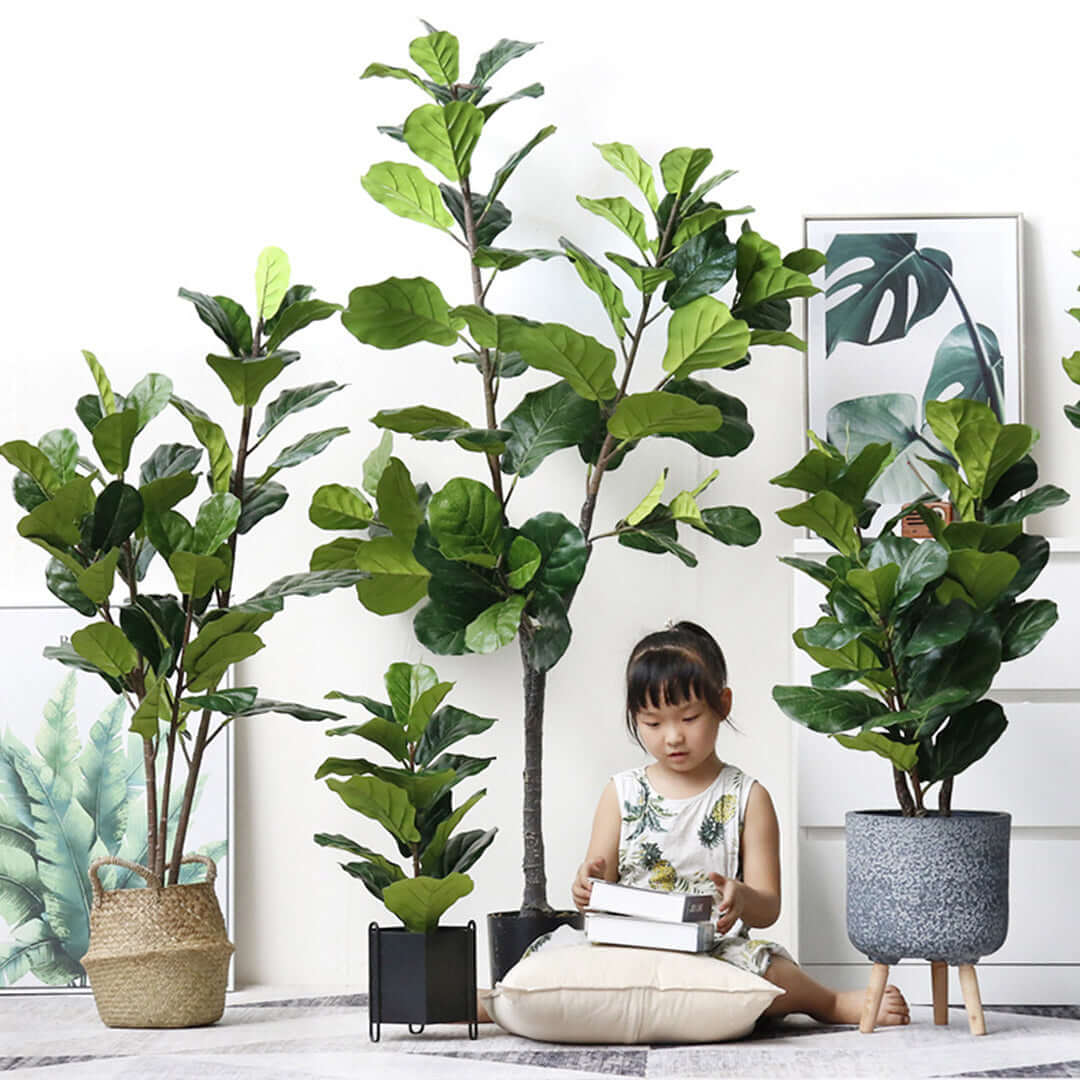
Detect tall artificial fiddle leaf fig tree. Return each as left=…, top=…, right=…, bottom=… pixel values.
left=1, top=248, right=365, bottom=886
left=317, top=25, right=821, bottom=914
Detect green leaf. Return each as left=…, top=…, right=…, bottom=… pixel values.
left=470, top=247, right=562, bottom=272
left=594, top=141, right=658, bottom=211
left=37, top=429, right=79, bottom=488
left=662, top=225, right=738, bottom=309
left=608, top=392, right=723, bottom=442
left=373, top=404, right=469, bottom=435
left=258, top=382, right=346, bottom=441
left=0, top=441, right=60, bottom=495
left=904, top=611, right=1002, bottom=713
left=403, top=101, right=483, bottom=182
left=192, top=492, right=241, bottom=556
left=735, top=264, right=818, bottom=313
left=506, top=535, right=542, bottom=589
left=125, top=374, right=173, bottom=432
left=376, top=457, right=424, bottom=546
left=956, top=421, right=1037, bottom=502
left=470, top=37, right=537, bottom=85
left=902, top=600, right=974, bottom=657
left=487, top=125, right=556, bottom=209
left=362, top=431, right=394, bottom=498
left=419, top=789, right=486, bottom=874
left=409, top=29, right=459, bottom=82
left=660, top=147, right=713, bottom=199
left=783, top=247, right=827, bottom=274
left=672, top=205, right=753, bottom=249
left=206, top=354, right=285, bottom=407
left=309, top=484, right=373, bottom=530
left=325, top=774, right=420, bottom=845
left=924, top=398, right=997, bottom=456
left=360, top=61, right=434, bottom=94
left=383, top=873, right=473, bottom=933
left=71, top=622, right=138, bottom=677
left=522, top=585, right=572, bottom=671
left=76, top=547, right=120, bottom=605
left=922, top=323, right=1004, bottom=420
left=353, top=536, right=431, bottom=615
left=178, top=289, right=248, bottom=356
left=605, top=252, right=674, bottom=295
left=259, top=427, right=349, bottom=483
left=415, top=705, right=497, bottom=767
left=479, top=82, right=544, bottom=119
left=833, top=730, right=918, bottom=772
left=167, top=551, right=226, bottom=599
left=82, top=349, right=116, bottom=415
left=519, top=512, right=588, bottom=593
left=465, top=595, right=527, bottom=654
left=143, top=509, right=193, bottom=560
left=662, top=296, right=751, bottom=377
left=92, top=409, right=140, bottom=476
left=385, top=662, right=434, bottom=730
left=699, top=506, right=761, bottom=547
left=255, top=246, right=290, bottom=322
left=847, top=564, right=899, bottom=615
left=750, top=329, right=806, bottom=351
left=139, top=471, right=197, bottom=514
left=626, top=469, right=667, bottom=527
left=559, top=237, right=629, bottom=338
left=184, top=632, right=264, bottom=693
left=45, top=557, right=95, bottom=615
left=985, top=485, right=1070, bottom=525
left=343, top=276, right=464, bottom=349
left=264, top=299, right=341, bottom=354
left=237, top=478, right=288, bottom=535
left=335, top=717, right=409, bottom=763
left=139, top=443, right=202, bottom=486
left=577, top=196, right=649, bottom=256
left=237, top=568, right=368, bottom=612
left=429, top=477, right=504, bottom=567
left=894, top=540, right=949, bottom=611
left=17, top=476, right=94, bottom=548
left=771, top=685, right=890, bottom=734
left=921, top=701, right=1007, bottom=782
left=170, top=396, right=233, bottom=494
left=777, top=491, right=860, bottom=558
left=501, top=380, right=600, bottom=478
left=90, top=480, right=143, bottom=551
left=441, top=185, right=512, bottom=246
left=946, top=549, right=1019, bottom=609
left=361, top=161, right=455, bottom=231
left=663, top=378, right=753, bottom=459
left=823, top=233, right=951, bottom=356
left=314, top=832, right=405, bottom=882
left=999, top=598, right=1058, bottom=661
left=496, top=317, right=617, bottom=401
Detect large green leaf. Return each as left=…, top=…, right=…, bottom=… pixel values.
left=45, top=558, right=95, bottom=615
left=605, top=252, right=674, bottom=295
left=919, top=700, right=1007, bottom=782
left=255, top=246, right=290, bottom=322
left=923, top=323, right=1005, bottom=419
left=662, top=296, right=751, bottom=377
left=178, top=289, right=248, bottom=356
left=237, top=568, right=368, bottom=613
left=383, top=873, right=473, bottom=933
left=523, top=585, right=572, bottom=671
left=409, top=29, right=459, bottom=82
left=139, top=472, right=197, bottom=514
left=999, top=598, right=1058, bottom=661
left=419, top=789, right=486, bottom=874
left=497, top=317, right=617, bottom=402
left=206, top=354, right=285, bottom=408
left=659, top=147, right=713, bottom=199
left=36, top=430, right=77, bottom=489
left=139, top=443, right=202, bottom=486
left=901, top=600, right=974, bottom=657
left=71, top=623, right=138, bottom=678
left=465, top=595, right=527, bottom=654
left=0, top=441, right=60, bottom=495
left=487, top=125, right=557, bottom=209
left=376, top=457, right=424, bottom=545
left=672, top=205, right=753, bottom=249
left=470, top=36, right=537, bottom=86
left=734, top=264, right=818, bottom=315
left=771, top=685, right=890, bottom=733
left=833, top=730, right=919, bottom=772
left=263, top=299, right=342, bottom=354
left=824, top=233, right=951, bottom=356
left=91, top=480, right=143, bottom=552
left=257, top=427, right=349, bottom=484
left=184, top=632, right=265, bottom=693
left=777, top=491, right=860, bottom=557
left=343, top=277, right=464, bottom=349
left=238, top=479, right=288, bottom=535
left=440, top=827, right=497, bottom=877
left=699, top=506, right=761, bottom=547
left=662, top=225, right=737, bottom=309
left=577, top=196, right=649, bottom=256
left=331, top=717, right=409, bottom=763
left=500, top=380, right=599, bottom=477
left=893, top=540, right=949, bottom=612
left=608, top=392, right=723, bottom=442
left=662, top=378, right=753, bottom=459
left=76, top=548, right=120, bottom=606
left=904, top=611, right=1001, bottom=713
left=314, top=832, right=404, bottom=882
left=428, top=478, right=504, bottom=567
left=518, top=512, right=587, bottom=594
left=92, top=410, right=140, bottom=477
left=945, top=549, right=1019, bottom=609
left=191, top=493, right=241, bottom=556
left=415, top=705, right=497, bottom=767
left=559, top=238, right=629, bottom=339
left=125, top=374, right=173, bottom=432
left=955, top=421, right=1036, bottom=502
left=258, top=382, right=346, bottom=441
left=309, top=484, right=373, bottom=530
left=353, top=536, right=431, bottom=615
left=170, top=396, right=233, bottom=494
left=167, top=551, right=226, bottom=599
left=403, top=101, right=483, bottom=182
left=361, top=161, right=454, bottom=231
left=324, top=775, right=420, bottom=845
left=594, top=141, right=658, bottom=211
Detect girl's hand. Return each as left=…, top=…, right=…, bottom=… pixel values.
left=572, top=856, right=607, bottom=912
left=709, top=872, right=745, bottom=935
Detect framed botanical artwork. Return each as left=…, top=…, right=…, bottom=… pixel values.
left=0, top=605, right=233, bottom=991
left=803, top=214, right=1023, bottom=518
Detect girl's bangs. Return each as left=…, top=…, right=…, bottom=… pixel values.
left=627, top=647, right=708, bottom=714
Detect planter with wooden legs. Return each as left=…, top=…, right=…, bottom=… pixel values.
left=846, top=810, right=1010, bottom=1035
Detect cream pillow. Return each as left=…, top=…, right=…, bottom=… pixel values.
left=486, top=943, right=782, bottom=1044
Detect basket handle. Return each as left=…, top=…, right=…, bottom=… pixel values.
left=88, top=854, right=218, bottom=904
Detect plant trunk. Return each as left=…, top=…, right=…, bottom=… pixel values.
left=939, top=776, right=954, bottom=816
left=519, top=632, right=551, bottom=916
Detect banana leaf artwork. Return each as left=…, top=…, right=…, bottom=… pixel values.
left=0, top=607, right=230, bottom=989
left=804, top=216, right=1022, bottom=511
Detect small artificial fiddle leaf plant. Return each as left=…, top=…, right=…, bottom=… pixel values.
left=314, top=661, right=497, bottom=932
left=0, top=247, right=365, bottom=886
left=311, top=23, right=822, bottom=915
left=771, top=398, right=1069, bottom=816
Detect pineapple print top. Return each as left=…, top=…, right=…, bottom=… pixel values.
left=614, top=762, right=756, bottom=933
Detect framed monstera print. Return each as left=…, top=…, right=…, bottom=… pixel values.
left=803, top=214, right=1023, bottom=521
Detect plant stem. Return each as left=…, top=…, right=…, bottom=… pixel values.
left=166, top=707, right=213, bottom=885
left=892, top=766, right=917, bottom=816
left=939, top=775, right=953, bottom=816
left=519, top=631, right=551, bottom=915
left=142, top=738, right=159, bottom=874
left=222, top=405, right=253, bottom=607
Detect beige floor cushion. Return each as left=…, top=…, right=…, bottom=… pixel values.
left=486, top=943, right=782, bottom=1044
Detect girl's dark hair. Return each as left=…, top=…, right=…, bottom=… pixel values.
left=625, top=621, right=731, bottom=748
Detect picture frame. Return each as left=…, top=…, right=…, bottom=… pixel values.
left=0, top=605, right=234, bottom=992
left=802, top=213, right=1023, bottom=521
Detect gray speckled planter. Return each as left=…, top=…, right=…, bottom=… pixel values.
left=846, top=810, right=1010, bottom=966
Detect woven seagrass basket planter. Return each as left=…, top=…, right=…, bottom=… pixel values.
left=83, top=854, right=234, bottom=1029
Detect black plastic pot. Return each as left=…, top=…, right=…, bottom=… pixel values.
left=368, top=921, right=477, bottom=1041
left=487, top=909, right=583, bottom=985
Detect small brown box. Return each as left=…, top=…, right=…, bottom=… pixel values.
left=900, top=500, right=954, bottom=538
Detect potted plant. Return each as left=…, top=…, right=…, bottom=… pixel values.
left=0, top=247, right=364, bottom=1027
left=312, top=22, right=822, bottom=982
left=314, top=660, right=497, bottom=1040
left=770, top=398, right=1068, bottom=1033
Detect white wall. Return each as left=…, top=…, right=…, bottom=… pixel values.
left=3, top=0, right=1079, bottom=988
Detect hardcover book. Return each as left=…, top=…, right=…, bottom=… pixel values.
left=588, top=879, right=713, bottom=923
left=584, top=912, right=717, bottom=953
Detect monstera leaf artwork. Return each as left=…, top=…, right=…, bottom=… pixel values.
left=808, top=220, right=1020, bottom=508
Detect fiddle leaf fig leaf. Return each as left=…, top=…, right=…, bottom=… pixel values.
left=946, top=549, right=1019, bottom=609
left=486, top=125, right=556, bottom=209
left=559, top=237, right=629, bottom=339
left=594, top=142, right=658, bottom=212
left=255, top=246, right=290, bottom=322
left=408, top=30, right=459, bottom=83
left=607, top=392, right=723, bottom=442
left=429, top=477, right=504, bottom=567
left=465, top=595, right=527, bottom=654
left=167, top=552, right=226, bottom=600
left=363, top=431, right=394, bottom=497
left=90, top=480, right=143, bottom=551
left=258, top=382, right=347, bottom=440
left=352, top=536, right=431, bottom=615
left=76, top=548, right=121, bottom=606
left=38, top=428, right=79, bottom=486
left=360, top=61, right=434, bottom=96
left=470, top=247, right=563, bottom=271
left=170, top=396, right=233, bottom=494
left=309, top=484, right=374, bottom=530
left=382, top=873, right=473, bottom=933
left=577, top=196, right=649, bottom=256
left=626, top=469, right=668, bottom=527
left=343, top=277, right=464, bottom=349
left=470, top=37, right=538, bottom=87
left=506, top=535, right=542, bottom=589
left=500, top=381, right=599, bottom=478
left=777, top=491, right=860, bottom=558
left=0, top=441, right=60, bottom=495
left=258, top=428, right=350, bottom=484
left=671, top=205, right=753, bottom=249
left=71, top=622, right=138, bottom=678
left=126, top=374, right=173, bottom=432
left=660, top=147, right=713, bottom=200
left=373, top=405, right=470, bottom=436
left=263, top=299, right=342, bottom=353
left=833, top=730, right=919, bottom=772
left=376, top=457, right=424, bottom=546
left=663, top=296, right=751, bottom=377
left=772, top=684, right=890, bottom=734
left=403, top=101, right=484, bottom=182
left=605, top=252, right=674, bottom=295
left=496, top=317, right=617, bottom=401
left=324, top=775, right=420, bottom=845
left=191, top=493, right=241, bottom=556
left=361, top=161, right=455, bottom=231
left=206, top=354, right=285, bottom=408
left=663, top=226, right=739, bottom=309
left=82, top=350, right=116, bottom=416
left=92, top=410, right=140, bottom=477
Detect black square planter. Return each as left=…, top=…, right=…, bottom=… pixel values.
left=368, top=921, right=477, bottom=1041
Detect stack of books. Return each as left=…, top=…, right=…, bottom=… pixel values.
left=585, top=879, right=716, bottom=953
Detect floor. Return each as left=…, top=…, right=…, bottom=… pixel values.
left=1, top=989, right=1078, bottom=1078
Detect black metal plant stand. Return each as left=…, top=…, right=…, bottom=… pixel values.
left=368, top=921, right=478, bottom=1042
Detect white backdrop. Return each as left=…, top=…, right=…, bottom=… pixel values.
left=3, top=0, right=1079, bottom=990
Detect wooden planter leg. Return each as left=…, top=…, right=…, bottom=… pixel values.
left=860, top=962, right=889, bottom=1033
left=931, top=961, right=948, bottom=1025
left=957, top=964, right=986, bottom=1036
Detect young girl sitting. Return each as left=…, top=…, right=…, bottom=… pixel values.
left=530, top=620, right=909, bottom=1028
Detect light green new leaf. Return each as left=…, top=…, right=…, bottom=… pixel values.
left=362, top=431, right=394, bottom=497
left=0, top=441, right=60, bottom=496
left=946, top=549, right=1019, bottom=609
left=737, top=265, right=819, bottom=310
left=409, top=30, right=459, bottom=83
left=385, top=661, right=435, bottom=728
left=487, top=125, right=556, bottom=209
left=465, top=595, right=527, bottom=654
left=167, top=551, right=226, bottom=599
left=255, top=246, right=290, bottom=322
left=353, top=536, right=431, bottom=615
left=660, top=147, right=713, bottom=199
left=663, top=296, right=751, bottom=376
left=37, top=429, right=79, bottom=487
left=605, top=252, right=674, bottom=295
left=560, top=238, right=629, bottom=339
left=343, top=277, right=464, bottom=349
left=383, top=873, right=473, bottom=933
left=192, top=492, right=241, bottom=556
left=360, top=61, right=434, bottom=95
left=777, top=491, right=860, bottom=557
left=576, top=196, right=649, bottom=256
left=594, top=142, right=658, bottom=211
left=361, top=161, right=454, bottom=231
left=92, top=410, right=140, bottom=476
left=626, top=469, right=668, bottom=526
left=428, top=477, right=505, bottom=567
left=71, top=622, right=138, bottom=678
left=833, top=730, right=918, bottom=772
left=309, top=484, right=373, bottom=530
left=496, top=317, right=617, bottom=401
left=607, top=392, right=722, bottom=442
left=325, top=775, right=420, bottom=845
left=924, top=398, right=997, bottom=456
left=82, top=350, right=116, bottom=415
left=126, top=374, right=173, bottom=431
left=506, top=535, right=542, bottom=589
left=403, top=101, right=484, bottom=182
left=170, top=396, right=233, bottom=494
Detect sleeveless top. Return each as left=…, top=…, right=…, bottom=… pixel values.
left=613, top=762, right=756, bottom=930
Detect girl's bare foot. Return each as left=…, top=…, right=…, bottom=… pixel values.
left=834, top=985, right=910, bottom=1026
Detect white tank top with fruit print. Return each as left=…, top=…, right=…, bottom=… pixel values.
left=613, top=763, right=756, bottom=927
